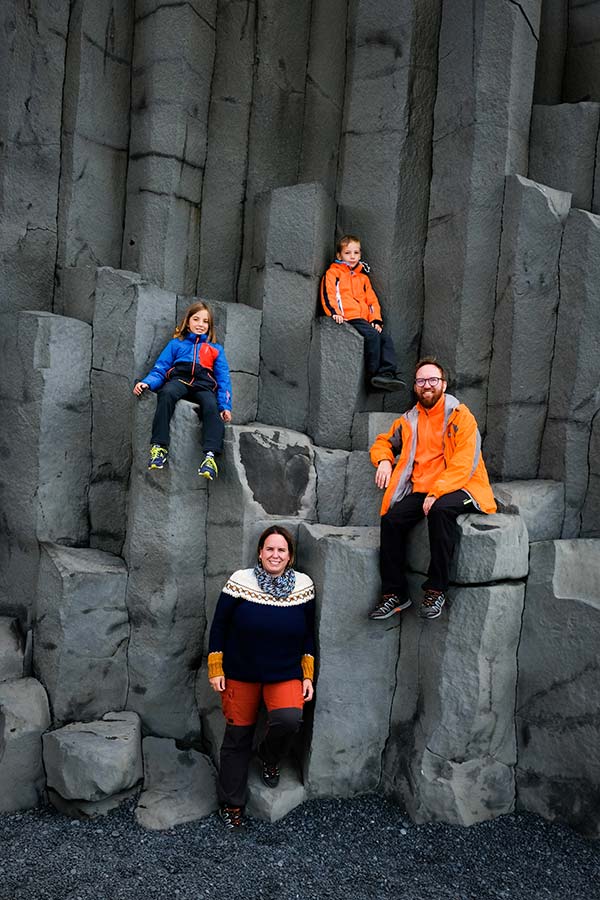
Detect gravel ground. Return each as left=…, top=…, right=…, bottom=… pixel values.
left=0, top=795, right=597, bottom=900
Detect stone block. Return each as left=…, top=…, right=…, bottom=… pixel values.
left=384, top=580, right=524, bottom=825
left=43, top=711, right=143, bottom=803
left=485, top=176, right=570, bottom=479
left=342, top=452, right=382, bottom=527
left=0, top=2, right=69, bottom=313
left=516, top=540, right=600, bottom=836
left=581, top=416, right=600, bottom=537
left=422, top=0, right=541, bottom=424
left=529, top=104, right=597, bottom=211
left=493, top=480, right=565, bottom=542
left=337, top=1, right=442, bottom=394
left=296, top=524, right=398, bottom=798
left=123, top=398, right=208, bottom=740
left=407, top=513, right=529, bottom=584
left=121, top=1, right=217, bottom=293
left=135, top=737, right=218, bottom=830
left=314, top=447, right=348, bottom=527
left=533, top=0, right=568, bottom=104
left=54, top=265, right=98, bottom=325
left=563, top=2, right=600, bottom=104
left=0, top=618, right=25, bottom=682
left=0, top=311, right=91, bottom=615
left=0, top=678, right=51, bottom=812
left=34, top=544, right=129, bottom=724
left=246, top=759, right=306, bottom=823
left=351, top=412, right=401, bottom=451
left=540, top=209, right=600, bottom=536
left=48, top=786, right=139, bottom=820
left=55, top=1, right=133, bottom=279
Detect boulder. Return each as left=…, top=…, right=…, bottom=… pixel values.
left=34, top=544, right=129, bottom=724
left=43, top=711, right=143, bottom=803
left=0, top=678, right=51, bottom=812
left=516, top=539, right=600, bottom=837
left=493, top=480, right=565, bottom=542
left=135, top=737, right=218, bottom=830
left=0, top=618, right=25, bottom=682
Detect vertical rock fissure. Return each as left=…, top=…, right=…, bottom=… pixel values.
left=483, top=177, right=508, bottom=436
left=51, top=2, right=74, bottom=313
left=297, top=0, right=315, bottom=184
left=119, top=7, right=136, bottom=270
left=195, top=3, right=220, bottom=288
left=379, top=620, right=402, bottom=790
left=512, top=572, right=527, bottom=810
left=590, top=114, right=600, bottom=214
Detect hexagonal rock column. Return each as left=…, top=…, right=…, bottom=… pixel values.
left=43, top=711, right=143, bottom=819
left=336, top=0, right=442, bottom=400
left=123, top=398, right=208, bottom=741
left=563, top=2, right=600, bottom=104
left=55, top=0, right=134, bottom=298
left=0, top=1, right=69, bottom=313
left=493, top=480, right=565, bottom=542
left=0, top=618, right=25, bottom=682
left=0, top=678, right=50, bottom=812
left=257, top=183, right=336, bottom=432
left=91, top=267, right=176, bottom=553
left=528, top=105, right=598, bottom=211
left=34, top=544, right=129, bottom=725
left=121, top=0, right=217, bottom=294
left=516, top=540, right=600, bottom=837
left=540, top=209, right=600, bottom=536
left=135, top=737, right=218, bottom=830
left=485, top=176, right=570, bottom=480
left=422, top=0, right=541, bottom=425
left=0, top=311, right=91, bottom=617
left=296, top=524, right=399, bottom=798
left=384, top=579, right=525, bottom=825
left=532, top=0, right=568, bottom=105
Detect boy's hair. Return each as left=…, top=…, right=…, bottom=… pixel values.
left=414, top=356, right=447, bottom=383
left=336, top=234, right=362, bottom=256
left=174, top=301, right=215, bottom=343
left=256, top=525, right=295, bottom=568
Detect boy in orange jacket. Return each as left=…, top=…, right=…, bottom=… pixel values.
left=320, top=235, right=403, bottom=391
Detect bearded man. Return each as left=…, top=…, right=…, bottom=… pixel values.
left=368, top=358, right=496, bottom=621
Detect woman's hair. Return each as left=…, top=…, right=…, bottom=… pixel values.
left=173, top=301, right=215, bottom=342
left=336, top=234, right=361, bottom=256
left=256, top=525, right=295, bottom=567
left=414, top=356, right=447, bottom=383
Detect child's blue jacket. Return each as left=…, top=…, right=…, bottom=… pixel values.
left=142, top=332, right=232, bottom=411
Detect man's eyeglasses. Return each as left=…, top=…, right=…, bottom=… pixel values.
left=415, top=377, right=441, bottom=387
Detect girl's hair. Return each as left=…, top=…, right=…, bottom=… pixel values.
left=336, top=234, right=361, bottom=256
left=256, top=525, right=295, bottom=567
left=173, top=301, right=215, bottom=342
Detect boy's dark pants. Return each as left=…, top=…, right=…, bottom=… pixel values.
left=348, top=318, right=397, bottom=377
left=150, top=380, right=224, bottom=452
left=380, top=490, right=473, bottom=596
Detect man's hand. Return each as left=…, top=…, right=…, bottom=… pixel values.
left=375, top=460, right=392, bottom=489
left=332, top=314, right=344, bottom=324
left=423, top=494, right=436, bottom=516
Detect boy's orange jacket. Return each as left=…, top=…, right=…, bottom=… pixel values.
left=370, top=395, right=497, bottom=516
left=320, top=261, right=382, bottom=323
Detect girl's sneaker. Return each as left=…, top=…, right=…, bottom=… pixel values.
left=198, top=453, right=218, bottom=480
left=148, top=444, right=168, bottom=470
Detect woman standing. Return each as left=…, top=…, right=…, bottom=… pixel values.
left=208, top=526, right=315, bottom=828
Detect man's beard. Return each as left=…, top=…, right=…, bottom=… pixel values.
left=417, top=389, right=443, bottom=409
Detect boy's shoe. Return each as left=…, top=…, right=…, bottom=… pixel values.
left=368, top=594, right=412, bottom=620
left=147, top=444, right=168, bottom=470
left=371, top=373, right=404, bottom=392
left=261, top=761, right=280, bottom=788
left=198, top=453, right=218, bottom=480
left=219, top=805, right=245, bottom=829
left=419, top=589, right=446, bottom=619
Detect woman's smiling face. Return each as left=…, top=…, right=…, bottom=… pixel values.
left=259, top=534, right=291, bottom=576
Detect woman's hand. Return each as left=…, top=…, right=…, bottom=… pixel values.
left=209, top=675, right=226, bottom=692
left=220, top=410, right=232, bottom=423
left=375, top=460, right=392, bottom=489
left=303, top=679, right=314, bottom=701
left=133, top=382, right=149, bottom=397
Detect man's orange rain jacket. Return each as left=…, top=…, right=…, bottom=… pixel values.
left=320, top=261, right=382, bottom=323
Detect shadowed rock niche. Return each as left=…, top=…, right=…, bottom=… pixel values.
left=239, top=432, right=312, bottom=516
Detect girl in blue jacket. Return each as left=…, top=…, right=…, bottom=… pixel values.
left=133, top=302, right=232, bottom=480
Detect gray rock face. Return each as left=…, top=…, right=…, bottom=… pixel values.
left=0, top=1, right=69, bottom=313
left=55, top=265, right=97, bottom=325
left=43, top=711, right=143, bottom=803
left=516, top=540, right=600, bottom=837
left=314, top=446, right=349, bottom=527
left=540, top=209, right=600, bottom=536
left=533, top=0, right=568, bottom=104
left=0, top=618, right=25, bottom=682
left=0, top=311, right=91, bottom=616
left=351, top=412, right=401, bottom=451
left=407, top=513, right=529, bottom=585
left=563, top=2, right=600, bottom=104
left=342, top=452, right=382, bottom=527
left=0, top=678, right=51, bottom=812
left=493, top=480, right=565, bottom=542
left=529, top=105, right=597, bottom=211
left=34, top=544, right=129, bottom=724
left=123, top=398, right=207, bottom=740
left=121, top=1, right=217, bottom=294
left=485, top=176, right=570, bottom=480
left=581, top=415, right=600, bottom=538
left=385, top=580, right=524, bottom=825
left=135, top=737, right=218, bottom=830
left=422, top=0, right=541, bottom=424
left=297, top=524, right=398, bottom=798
